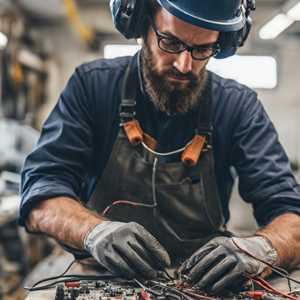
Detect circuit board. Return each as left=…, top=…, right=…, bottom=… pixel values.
left=53, top=278, right=295, bottom=300
left=54, top=280, right=142, bottom=300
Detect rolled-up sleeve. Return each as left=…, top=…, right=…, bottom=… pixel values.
left=19, top=68, right=95, bottom=226
left=231, top=95, right=300, bottom=226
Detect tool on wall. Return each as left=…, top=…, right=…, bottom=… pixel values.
left=0, top=7, right=49, bottom=126
left=63, top=0, right=110, bottom=51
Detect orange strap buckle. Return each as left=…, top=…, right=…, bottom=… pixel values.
left=123, top=120, right=206, bottom=165
left=181, top=135, right=206, bottom=166
left=122, top=120, right=143, bottom=145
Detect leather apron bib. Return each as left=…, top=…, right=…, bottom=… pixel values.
left=89, top=57, right=227, bottom=264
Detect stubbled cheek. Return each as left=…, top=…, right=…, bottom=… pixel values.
left=156, top=57, right=175, bottom=73
left=154, top=62, right=171, bottom=75
left=152, top=51, right=175, bottom=69
left=194, top=61, right=208, bottom=73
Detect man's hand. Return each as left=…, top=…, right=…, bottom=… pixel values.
left=84, top=221, right=171, bottom=278
left=180, top=236, right=278, bottom=295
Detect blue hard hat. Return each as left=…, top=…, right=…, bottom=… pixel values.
left=156, top=0, right=246, bottom=32
left=110, top=0, right=255, bottom=58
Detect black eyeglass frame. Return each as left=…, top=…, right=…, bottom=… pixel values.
left=149, top=18, right=221, bottom=61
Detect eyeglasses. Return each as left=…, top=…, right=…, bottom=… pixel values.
left=150, top=19, right=220, bottom=61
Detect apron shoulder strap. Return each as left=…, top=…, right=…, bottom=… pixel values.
left=197, top=72, right=213, bottom=142
left=119, top=55, right=144, bottom=144
left=119, top=55, right=139, bottom=125
left=181, top=72, right=213, bottom=166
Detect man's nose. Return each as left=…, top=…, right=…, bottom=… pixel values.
left=173, top=50, right=193, bottom=74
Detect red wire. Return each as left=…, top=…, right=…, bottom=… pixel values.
left=101, top=200, right=140, bottom=217
left=181, top=289, right=217, bottom=300
left=249, top=276, right=300, bottom=300
left=243, top=291, right=265, bottom=299
left=140, top=289, right=151, bottom=300
left=231, top=238, right=276, bottom=269
left=232, top=238, right=296, bottom=296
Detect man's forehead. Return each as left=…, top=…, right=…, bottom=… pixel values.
left=155, top=7, right=219, bottom=44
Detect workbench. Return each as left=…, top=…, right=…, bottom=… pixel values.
left=24, top=252, right=111, bottom=300
left=24, top=252, right=300, bottom=300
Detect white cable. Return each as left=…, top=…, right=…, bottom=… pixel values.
left=152, top=157, right=158, bottom=207
left=141, top=141, right=192, bottom=157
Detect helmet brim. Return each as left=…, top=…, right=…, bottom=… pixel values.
left=157, top=0, right=246, bottom=32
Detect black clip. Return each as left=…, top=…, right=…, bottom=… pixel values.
left=120, top=99, right=136, bottom=108
left=196, top=126, right=213, bottom=137
left=119, top=99, right=136, bottom=123
left=195, top=126, right=213, bottom=149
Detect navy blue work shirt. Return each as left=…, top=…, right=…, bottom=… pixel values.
left=19, top=53, right=300, bottom=227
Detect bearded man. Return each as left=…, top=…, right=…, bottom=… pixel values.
left=20, top=0, right=300, bottom=295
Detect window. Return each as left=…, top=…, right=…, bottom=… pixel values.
left=207, top=56, right=277, bottom=89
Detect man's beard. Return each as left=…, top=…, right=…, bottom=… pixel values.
left=141, top=43, right=208, bottom=115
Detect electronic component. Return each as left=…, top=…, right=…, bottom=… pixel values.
left=55, top=280, right=142, bottom=300
left=50, top=277, right=300, bottom=300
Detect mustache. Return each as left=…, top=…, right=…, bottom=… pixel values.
left=164, top=67, right=198, bottom=81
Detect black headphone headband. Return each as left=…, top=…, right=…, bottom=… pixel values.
left=111, top=0, right=255, bottom=58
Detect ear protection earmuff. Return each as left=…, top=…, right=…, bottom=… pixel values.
left=215, top=0, right=255, bottom=58
left=110, top=0, right=147, bottom=39
left=110, top=0, right=255, bottom=59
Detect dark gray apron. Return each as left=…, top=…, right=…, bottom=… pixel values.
left=89, top=58, right=228, bottom=264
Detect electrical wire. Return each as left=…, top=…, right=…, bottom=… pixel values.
left=100, top=158, right=171, bottom=279
left=24, top=258, right=117, bottom=291
left=148, top=280, right=198, bottom=300
left=101, top=158, right=160, bottom=217
left=162, top=269, right=175, bottom=281
left=24, top=258, right=76, bottom=291
left=101, top=200, right=157, bottom=217
left=24, top=274, right=121, bottom=292
left=180, top=288, right=217, bottom=300
left=24, top=259, right=299, bottom=300
left=25, top=256, right=172, bottom=293
left=249, top=276, right=300, bottom=300
left=134, top=279, right=164, bottom=296
left=231, top=237, right=300, bottom=289
left=151, top=157, right=159, bottom=208
left=289, top=289, right=300, bottom=296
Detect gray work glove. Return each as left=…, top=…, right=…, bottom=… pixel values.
left=84, top=221, right=171, bottom=278
left=180, top=236, right=277, bottom=295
